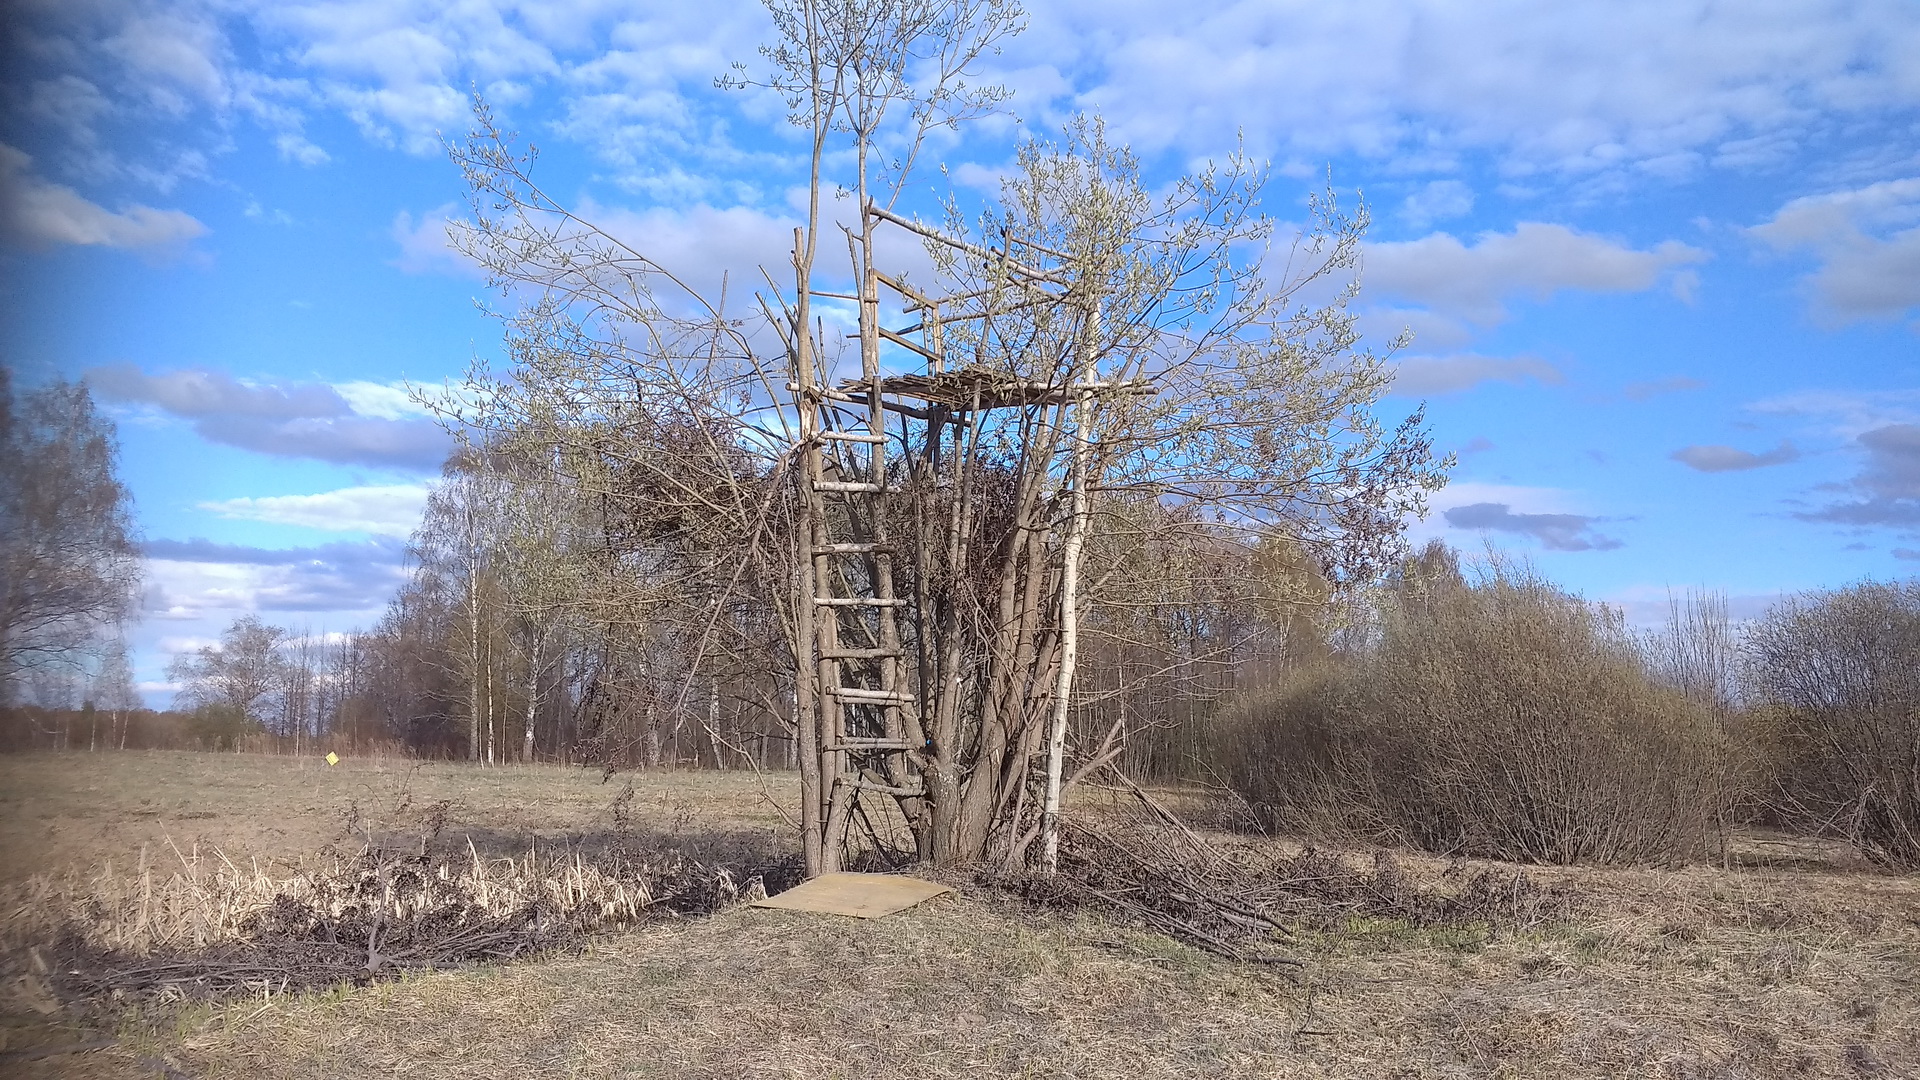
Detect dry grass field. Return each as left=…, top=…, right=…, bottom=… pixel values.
left=3, top=751, right=1918, bottom=1079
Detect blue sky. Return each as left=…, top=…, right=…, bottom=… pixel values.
left=2, top=0, right=1917, bottom=704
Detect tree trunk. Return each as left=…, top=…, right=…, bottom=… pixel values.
left=1040, top=383, right=1094, bottom=873
left=522, top=685, right=537, bottom=763
left=791, top=226, right=826, bottom=877
left=468, top=560, right=482, bottom=762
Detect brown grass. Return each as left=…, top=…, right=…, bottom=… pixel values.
left=0, top=751, right=797, bottom=886
left=2, top=751, right=1918, bottom=1079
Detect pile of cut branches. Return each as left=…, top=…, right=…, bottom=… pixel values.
left=990, top=776, right=1576, bottom=965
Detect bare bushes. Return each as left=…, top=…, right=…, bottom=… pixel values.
left=1220, top=552, right=1733, bottom=865
left=1746, top=581, right=1920, bottom=869
left=2, top=839, right=801, bottom=1004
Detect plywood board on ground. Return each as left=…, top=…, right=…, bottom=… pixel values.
left=749, top=872, right=953, bottom=918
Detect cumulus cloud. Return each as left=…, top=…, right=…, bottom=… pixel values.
left=332, top=380, right=432, bottom=420
left=1748, top=388, right=1920, bottom=439
left=143, top=537, right=409, bottom=619
left=86, top=364, right=450, bottom=470
left=1365, top=223, right=1706, bottom=328
left=196, top=484, right=433, bottom=537
left=1009, top=0, right=1920, bottom=177
left=1859, top=425, right=1920, bottom=500
left=196, top=414, right=449, bottom=468
left=1796, top=423, right=1920, bottom=529
left=535, top=193, right=929, bottom=321
left=88, top=363, right=346, bottom=419
left=1388, top=353, right=1562, bottom=396
left=16, top=0, right=1920, bottom=216
left=145, top=536, right=407, bottom=565
left=1399, top=179, right=1474, bottom=228
left=1444, top=502, right=1623, bottom=552
left=577, top=199, right=806, bottom=297
left=274, top=132, right=330, bottom=165
left=1671, top=440, right=1800, bottom=472
left=0, top=144, right=206, bottom=252
left=105, top=12, right=232, bottom=114
left=1748, top=177, right=1920, bottom=324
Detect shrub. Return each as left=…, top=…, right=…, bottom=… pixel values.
left=1745, top=580, right=1920, bottom=869
left=1220, top=550, right=1734, bottom=866
left=188, top=702, right=257, bottom=751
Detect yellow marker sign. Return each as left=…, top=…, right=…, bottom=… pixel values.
left=325, top=752, right=340, bottom=766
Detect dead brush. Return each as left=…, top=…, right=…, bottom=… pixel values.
left=0, top=837, right=802, bottom=1007
left=988, top=806, right=1577, bottom=967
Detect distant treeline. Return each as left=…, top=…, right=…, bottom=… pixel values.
left=1, top=705, right=221, bottom=754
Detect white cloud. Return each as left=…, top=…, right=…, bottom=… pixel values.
left=105, top=12, right=232, bottom=114
left=144, top=537, right=412, bottom=620
left=155, top=637, right=219, bottom=656
left=1009, top=0, right=1920, bottom=177
left=332, top=381, right=432, bottom=420
left=274, top=132, right=330, bottom=166
left=1399, top=179, right=1474, bottom=228
left=563, top=195, right=937, bottom=306
left=1365, top=222, right=1707, bottom=327
left=13, top=0, right=1916, bottom=220
left=581, top=199, right=797, bottom=289
left=197, top=484, right=433, bottom=537
left=1389, top=353, right=1562, bottom=396
left=1357, top=305, right=1475, bottom=350
left=392, top=205, right=483, bottom=277
left=24, top=76, right=112, bottom=155
left=90, top=364, right=452, bottom=469
left=1748, top=177, right=1920, bottom=324
left=1748, top=388, right=1920, bottom=439
left=1603, top=585, right=1783, bottom=628
left=0, top=144, right=207, bottom=252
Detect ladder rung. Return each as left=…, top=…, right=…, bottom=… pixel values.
left=825, top=739, right=917, bottom=752
left=814, top=597, right=907, bottom=607
left=820, top=431, right=887, bottom=444
left=853, top=778, right=925, bottom=797
left=816, top=543, right=893, bottom=555
left=813, top=481, right=892, bottom=493
left=832, top=686, right=914, bottom=703
left=822, top=648, right=904, bottom=660
left=790, top=384, right=859, bottom=402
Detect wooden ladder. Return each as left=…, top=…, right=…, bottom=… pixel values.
left=799, top=252, right=922, bottom=862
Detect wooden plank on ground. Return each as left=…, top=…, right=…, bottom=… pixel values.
left=749, top=872, right=952, bottom=919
